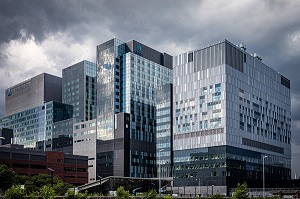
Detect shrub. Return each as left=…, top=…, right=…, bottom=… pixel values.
left=232, top=182, right=248, bottom=199
left=163, top=194, right=172, bottom=199
left=65, top=189, right=77, bottom=199
left=0, top=164, right=16, bottom=192
left=116, top=186, right=130, bottom=199
left=4, top=185, right=26, bottom=199
left=144, top=189, right=157, bottom=199
left=212, top=193, right=224, bottom=199
left=39, top=185, right=56, bottom=199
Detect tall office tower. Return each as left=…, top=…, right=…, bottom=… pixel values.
left=96, top=38, right=172, bottom=178
left=156, top=83, right=173, bottom=178
left=62, top=60, right=97, bottom=121
left=172, top=40, right=291, bottom=193
left=5, top=73, right=62, bottom=116
left=0, top=101, right=73, bottom=149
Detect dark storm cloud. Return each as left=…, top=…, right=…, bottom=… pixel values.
left=0, top=0, right=103, bottom=44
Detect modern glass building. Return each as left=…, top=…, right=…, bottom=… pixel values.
left=156, top=83, right=173, bottom=178
left=96, top=38, right=173, bottom=178
left=62, top=60, right=97, bottom=121
left=0, top=101, right=73, bottom=150
left=52, top=118, right=74, bottom=154
left=172, top=40, right=291, bottom=194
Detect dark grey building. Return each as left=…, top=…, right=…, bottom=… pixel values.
left=52, top=118, right=74, bottom=154
left=5, top=73, right=62, bottom=116
left=96, top=38, right=173, bottom=178
left=62, top=60, right=97, bottom=121
left=0, top=127, right=13, bottom=145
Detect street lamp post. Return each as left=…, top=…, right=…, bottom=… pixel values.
left=159, top=149, right=164, bottom=197
left=212, top=185, right=214, bottom=196
left=262, top=155, right=268, bottom=197
left=198, top=174, right=201, bottom=197
left=133, top=187, right=142, bottom=196
left=97, top=175, right=102, bottom=195
left=48, top=168, right=54, bottom=187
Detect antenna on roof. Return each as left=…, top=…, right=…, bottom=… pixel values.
left=254, top=53, right=262, bottom=61
left=239, top=43, right=247, bottom=51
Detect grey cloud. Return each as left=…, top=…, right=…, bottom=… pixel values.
left=0, top=53, right=8, bottom=60
left=0, top=0, right=104, bottom=44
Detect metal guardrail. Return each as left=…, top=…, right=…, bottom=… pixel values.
left=76, top=176, right=173, bottom=192
left=230, top=187, right=300, bottom=192
left=77, top=176, right=110, bottom=191
left=247, top=188, right=300, bottom=192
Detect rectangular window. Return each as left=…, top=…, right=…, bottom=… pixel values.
left=188, top=52, right=193, bottom=62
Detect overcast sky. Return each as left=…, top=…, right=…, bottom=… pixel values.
left=0, top=0, right=300, bottom=176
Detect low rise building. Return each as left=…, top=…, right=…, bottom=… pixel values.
left=0, top=144, right=88, bottom=186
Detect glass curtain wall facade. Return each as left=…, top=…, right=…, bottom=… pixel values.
left=0, top=101, right=73, bottom=150
left=173, top=40, right=291, bottom=192
left=156, top=83, right=173, bottom=178
left=52, top=118, right=74, bottom=154
left=96, top=39, right=126, bottom=177
left=122, top=51, right=172, bottom=178
left=62, top=60, right=97, bottom=121
left=96, top=39, right=173, bottom=178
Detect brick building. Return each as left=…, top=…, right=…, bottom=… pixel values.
left=0, top=144, right=88, bottom=185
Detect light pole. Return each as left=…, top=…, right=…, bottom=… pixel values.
left=97, top=175, right=102, bottom=195
left=262, top=155, right=268, bottom=197
left=198, top=174, right=201, bottom=197
left=48, top=168, right=54, bottom=187
left=133, top=187, right=142, bottom=196
left=212, top=185, right=214, bottom=196
left=159, top=149, right=164, bottom=197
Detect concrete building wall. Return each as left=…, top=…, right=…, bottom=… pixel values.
left=5, top=73, right=62, bottom=116
left=73, top=119, right=97, bottom=183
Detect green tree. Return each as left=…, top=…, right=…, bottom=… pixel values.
left=53, top=180, right=72, bottom=195
left=0, top=164, right=16, bottom=192
left=65, top=189, right=89, bottom=199
left=26, top=191, right=37, bottom=199
left=232, top=182, right=248, bottom=199
left=24, top=174, right=50, bottom=193
left=76, top=191, right=89, bottom=199
left=4, top=185, right=25, bottom=199
left=212, top=193, right=224, bottom=199
left=144, top=189, right=157, bottom=199
left=14, top=174, right=30, bottom=186
left=163, top=194, right=172, bottom=199
left=65, top=189, right=77, bottom=199
left=23, top=173, right=70, bottom=195
left=116, top=186, right=130, bottom=199
left=38, top=185, right=56, bottom=199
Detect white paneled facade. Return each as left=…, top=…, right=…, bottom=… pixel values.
left=172, top=40, right=291, bottom=190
